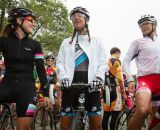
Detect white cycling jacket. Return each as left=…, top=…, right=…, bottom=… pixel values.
left=123, top=35, right=160, bottom=82
left=56, top=34, right=107, bottom=83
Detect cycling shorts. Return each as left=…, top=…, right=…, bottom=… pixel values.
left=61, top=88, right=102, bottom=116
left=136, top=74, right=160, bottom=95
left=0, top=79, right=36, bottom=117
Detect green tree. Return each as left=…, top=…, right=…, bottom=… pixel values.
left=22, top=0, right=73, bottom=54
left=0, top=0, right=73, bottom=54
left=0, top=0, right=19, bottom=32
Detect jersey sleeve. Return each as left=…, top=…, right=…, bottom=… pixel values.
left=115, top=60, right=125, bottom=95
left=56, top=39, right=69, bottom=81
left=122, top=40, right=139, bottom=82
left=34, top=41, right=48, bottom=96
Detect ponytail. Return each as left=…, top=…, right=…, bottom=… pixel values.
left=69, top=28, right=77, bottom=44
left=85, top=23, right=91, bottom=42
left=0, top=24, right=15, bottom=38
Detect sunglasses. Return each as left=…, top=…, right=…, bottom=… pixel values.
left=71, top=13, right=86, bottom=21
left=47, top=59, right=54, bottom=62
left=139, top=21, right=153, bottom=27
left=24, top=17, right=36, bottom=24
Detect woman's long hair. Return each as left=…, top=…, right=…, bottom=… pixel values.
left=69, top=22, right=91, bottom=44
left=0, top=24, right=15, bottom=38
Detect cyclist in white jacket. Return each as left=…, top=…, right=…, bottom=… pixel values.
left=56, top=6, right=107, bottom=130
left=123, top=15, right=160, bottom=130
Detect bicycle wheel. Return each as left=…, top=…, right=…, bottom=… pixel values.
left=0, top=104, right=16, bottom=130
left=1, top=114, right=16, bottom=130
left=151, top=124, right=160, bottom=130
left=52, top=109, right=60, bottom=130
left=10, top=104, right=17, bottom=129
left=71, top=111, right=88, bottom=130
left=115, top=106, right=134, bottom=130
left=31, top=106, right=54, bottom=130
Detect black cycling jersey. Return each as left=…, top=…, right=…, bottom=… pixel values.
left=0, top=33, right=47, bottom=93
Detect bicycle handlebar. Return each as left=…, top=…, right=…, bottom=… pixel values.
left=69, top=83, right=90, bottom=89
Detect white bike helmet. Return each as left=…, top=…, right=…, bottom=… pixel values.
left=138, top=15, right=157, bottom=25
left=70, top=6, right=90, bottom=20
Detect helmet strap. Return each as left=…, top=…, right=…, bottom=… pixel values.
left=144, top=24, right=156, bottom=40
left=17, top=19, right=29, bottom=36
left=69, top=23, right=90, bottom=44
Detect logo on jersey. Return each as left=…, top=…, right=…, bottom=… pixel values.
left=92, top=106, right=98, bottom=112
left=25, top=47, right=32, bottom=51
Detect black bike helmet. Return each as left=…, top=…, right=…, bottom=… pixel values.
left=8, top=7, right=36, bottom=25
left=70, top=6, right=90, bottom=20
left=138, top=14, right=157, bottom=26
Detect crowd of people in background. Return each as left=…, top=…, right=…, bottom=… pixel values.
left=0, top=5, right=160, bottom=130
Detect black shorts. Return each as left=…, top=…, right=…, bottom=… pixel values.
left=61, top=87, right=102, bottom=116
left=0, top=79, right=36, bottom=117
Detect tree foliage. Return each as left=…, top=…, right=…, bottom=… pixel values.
left=0, top=0, right=19, bottom=31
left=0, top=0, right=73, bottom=54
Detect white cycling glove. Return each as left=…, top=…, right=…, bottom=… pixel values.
left=89, top=77, right=103, bottom=92
left=61, top=78, right=71, bottom=89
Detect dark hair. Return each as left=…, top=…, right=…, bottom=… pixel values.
left=69, top=6, right=90, bottom=44
left=0, top=24, right=15, bottom=38
left=69, top=22, right=91, bottom=44
left=8, top=7, right=36, bottom=25
left=1, top=7, right=36, bottom=38
left=110, top=47, right=121, bottom=55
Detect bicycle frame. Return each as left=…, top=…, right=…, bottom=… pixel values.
left=115, top=94, right=160, bottom=130
left=70, top=83, right=90, bottom=130
left=32, top=83, right=60, bottom=130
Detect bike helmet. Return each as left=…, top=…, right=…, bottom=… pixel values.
left=138, top=14, right=157, bottom=26
left=70, top=6, right=90, bottom=20
left=8, top=7, right=36, bottom=24
left=45, top=53, right=55, bottom=60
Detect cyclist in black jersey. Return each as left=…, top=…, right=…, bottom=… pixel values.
left=0, top=7, right=50, bottom=130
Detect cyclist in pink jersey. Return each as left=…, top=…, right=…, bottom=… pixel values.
left=123, top=15, right=160, bottom=130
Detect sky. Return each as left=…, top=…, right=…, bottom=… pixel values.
left=63, top=0, right=160, bottom=74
